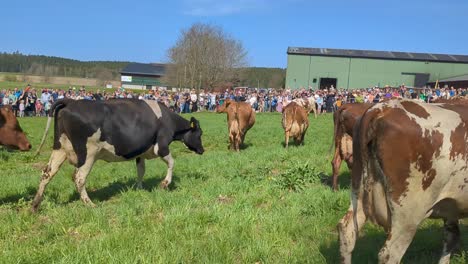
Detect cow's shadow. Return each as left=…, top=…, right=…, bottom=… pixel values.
left=226, top=142, right=252, bottom=151
left=0, top=186, right=37, bottom=205
left=319, top=223, right=468, bottom=263
left=240, top=142, right=252, bottom=150
left=320, top=171, right=351, bottom=191
left=281, top=141, right=306, bottom=148
left=67, top=175, right=181, bottom=203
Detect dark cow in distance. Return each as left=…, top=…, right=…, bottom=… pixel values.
left=32, top=99, right=204, bottom=212
left=217, top=99, right=255, bottom=151
left=0, top=105, right=31, bottom=151
left=282, top=101, right=309, bottom=148
left=338, top=99, right=468, bottom=263
left=330, top=103, right=372, bottom=190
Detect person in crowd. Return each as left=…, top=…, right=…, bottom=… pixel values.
left=19, top=100, right=25, bottom=117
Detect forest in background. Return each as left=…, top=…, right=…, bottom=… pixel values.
left=0, top=52, right=285, bottom=88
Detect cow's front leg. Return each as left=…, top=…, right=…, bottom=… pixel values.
left=135, top=157, right=145, bottom=189
left=155, top=143, right=174, bottom=189
left=439, top=219, right=460, bottom=264
left=160, top=153, right=174, bottom=189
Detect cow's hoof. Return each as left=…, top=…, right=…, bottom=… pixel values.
left=83, top=199, right=96, bottom=208
left=160, top=180, right=169, bottom=189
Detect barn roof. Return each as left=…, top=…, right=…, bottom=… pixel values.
left=120, top=63, right=166, bottom=76
left=287, top=47, right=468, bottom=64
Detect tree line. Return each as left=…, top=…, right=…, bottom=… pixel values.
left=1, top=33, right=286, bottom=89
left=0, top=52, right=128, bottom=81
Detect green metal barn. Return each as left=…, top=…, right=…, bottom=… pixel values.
left=120, top=63, right=166, bottom=90
left=285, top=47, right=468, bottom=90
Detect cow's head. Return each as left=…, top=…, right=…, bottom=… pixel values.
left=216, top=99, right=232, bottom=113
left=183, top=117, right=204, bottom=155
left=0, top=106, right=31, bottom=151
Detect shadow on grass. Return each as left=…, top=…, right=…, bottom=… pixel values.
left=320, top=222, right=468, bottom=263
left=281, top=140, right=306, bottom=148
left=225, top=142, right=252, bottom=151
left=319, top=171, right=351, bottom=191
left=240, top=142, right=252, bottom=150
left=67, top=175, right=181, bottom=203
left=0, top=186, right=37, bottom=205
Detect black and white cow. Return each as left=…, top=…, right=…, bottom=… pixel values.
left=32, top=99, right=204, bottom=211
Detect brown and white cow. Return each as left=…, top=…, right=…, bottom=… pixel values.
left=293, top=96, right=317, bottom=118
left=282, top=101, right=309, bottom=148
left=338, top=99, right=468, bottom=263
left=330, top=103, right=372, bottom=190
left=0, top=105, right=31, bottom=151
left=217, top=99, right=255, bottom=151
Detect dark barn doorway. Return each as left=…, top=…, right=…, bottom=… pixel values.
left=319, top=78, right=337, bottom=90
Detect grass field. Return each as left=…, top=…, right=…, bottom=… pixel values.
left=1, top=112, right=467, bottom=263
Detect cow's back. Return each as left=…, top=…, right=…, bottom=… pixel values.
left=354, top=99, right=468, bottom=221
left=231, top=101, right=255, bottom=132
left=282, top=102, right=308, bottom=133
left=54, top=99, right=168, bottom=164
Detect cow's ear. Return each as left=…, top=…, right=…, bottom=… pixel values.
left=190, top=117, right=198, bottom=129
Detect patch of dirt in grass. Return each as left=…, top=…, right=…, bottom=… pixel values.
left=31, top=162, right=46, bottom=170
left=217, top=194, right=234, bottom=204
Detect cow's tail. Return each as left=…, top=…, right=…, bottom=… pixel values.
left=282, top=104, right=297, bottom=132
left=351, top=108, right=379, bottom=232
left=35, top=100, right=69, bottom=157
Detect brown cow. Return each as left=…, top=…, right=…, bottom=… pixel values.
left=217, top=99, right=255, bottom=151
left=0, top=105, right=31, bottom=151
left=282, top=102, right=309, bottom=148
left=338, top=99, right=468, bottom=263
left=330, top=103, right=372, bottom=190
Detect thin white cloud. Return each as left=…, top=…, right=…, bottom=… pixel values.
left=182, top=0, right=269, bottom=16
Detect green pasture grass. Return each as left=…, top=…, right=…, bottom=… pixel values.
left=0, top=112, right=466, bottom=263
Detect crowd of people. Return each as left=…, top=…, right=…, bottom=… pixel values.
left=1, top=84, right=466, bottom=117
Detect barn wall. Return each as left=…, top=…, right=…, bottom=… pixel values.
left=286, top=53, right=468, bottom=89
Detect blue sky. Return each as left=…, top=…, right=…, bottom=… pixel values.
left=3, top=0, right=468, bottom=68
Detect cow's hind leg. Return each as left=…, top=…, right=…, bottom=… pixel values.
left=284, top=131, right=290, bottom=148
left=234, top=132, right=241, bottom=151
left=229, top=132, right=236, bottom=150
left=240, top=132, right=246, bottom=149
left=73, top=157, right=96, bottom=207
left=135, top=157, right=145, bottom=189
left=31, top=150, right=67, bottom=212
left=378, top=216, right=420, bottom=263
left=338, top=201, right=367, bottom=264
left=331, top=148, right=342, bottom=191
left=439, top=219, right=460, bottom=264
